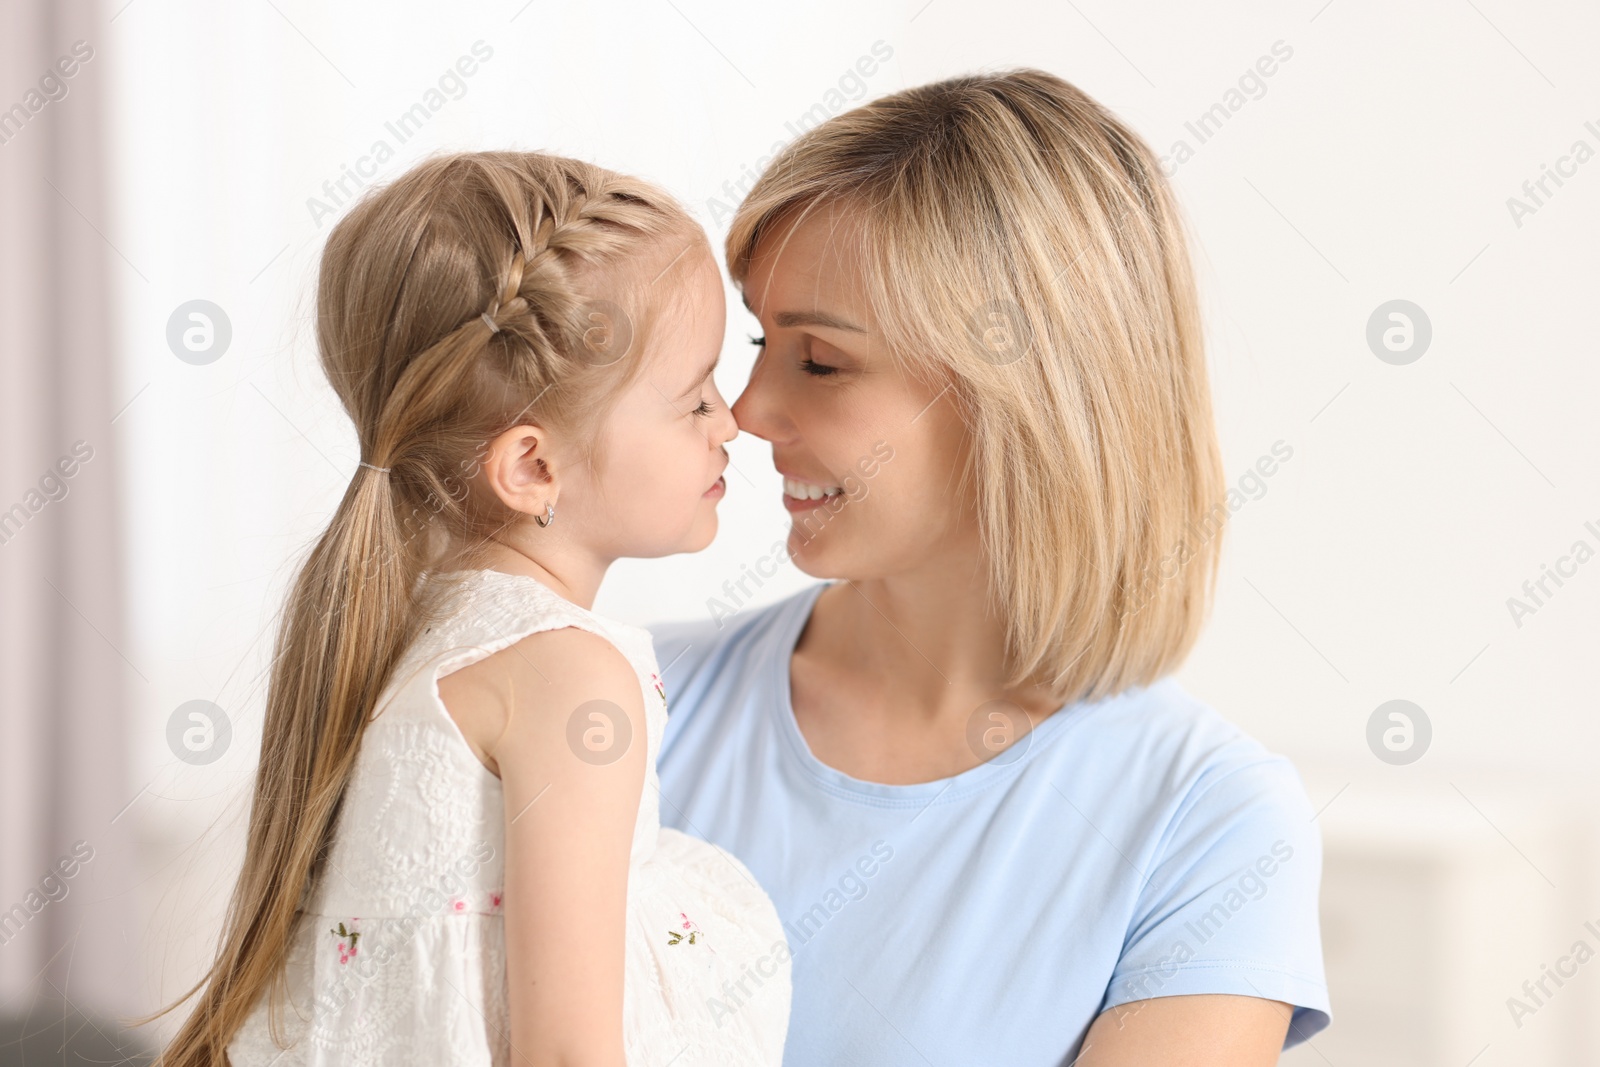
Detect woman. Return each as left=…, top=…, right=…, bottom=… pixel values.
left=650, top=69, right=1330, bottom=1065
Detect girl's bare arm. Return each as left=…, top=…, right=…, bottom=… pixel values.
left=440, top=626, right=647, bottom=1067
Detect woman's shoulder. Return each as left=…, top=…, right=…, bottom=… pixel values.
left=648, top=580, right=822, bottom=645
left=1083, top=677, right=1304, bottom=781
left=1046, top=678, right=1318, bottom=853
left=647, top=582, right=824, bottom=694
left=1085, top=682, right=1330, bottom=1037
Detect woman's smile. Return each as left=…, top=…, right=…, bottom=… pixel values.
left=779, top=473, right=845, bottom=512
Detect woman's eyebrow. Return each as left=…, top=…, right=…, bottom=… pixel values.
left=739, top=293, right=865, bottom=333
left=771, top=309, right=865, bottom=333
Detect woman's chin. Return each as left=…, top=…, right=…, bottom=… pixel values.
left=784, top=532, right=855, bottom=580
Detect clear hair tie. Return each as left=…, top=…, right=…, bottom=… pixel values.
left=358, top=461, right=391, bottom=474
left=480, top=311, right=501, bottom=334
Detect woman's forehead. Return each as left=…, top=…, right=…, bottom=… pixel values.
left=744, top=206, right=870, bottom=321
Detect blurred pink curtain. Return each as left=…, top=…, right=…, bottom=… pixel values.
left=0, top=0, right=139, bottom=1025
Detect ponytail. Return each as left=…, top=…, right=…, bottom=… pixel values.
left=148, top=461, right=424, bottom=1065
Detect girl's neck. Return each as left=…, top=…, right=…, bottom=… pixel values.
left=440, top=536, right=609, bottom=611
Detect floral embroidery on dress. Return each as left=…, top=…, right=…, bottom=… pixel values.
left=667, top=911, right=700, bottom=945
left=330, top=919, right=360, bottom=964
left=651, top=672, right=667, bottom=707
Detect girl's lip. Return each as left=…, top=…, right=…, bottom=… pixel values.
left=703, top=475, right=726, bottom=498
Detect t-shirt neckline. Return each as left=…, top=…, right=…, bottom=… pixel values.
left=768, top=581, right=1081, bottom=807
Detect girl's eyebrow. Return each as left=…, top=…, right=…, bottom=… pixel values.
left=682, top=353, right=719, bottom=397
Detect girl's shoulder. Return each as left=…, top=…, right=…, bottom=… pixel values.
left=410, top=568, right=658, bottom=678
left=398, top=569, right=662, bottom=773
left=439, top=620, right=648, bottom=780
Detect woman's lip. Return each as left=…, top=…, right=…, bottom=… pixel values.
left=775, top=467, right=834, bottom=486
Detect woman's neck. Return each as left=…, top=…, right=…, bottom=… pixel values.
left=800, top=569, right=1064, bottom=727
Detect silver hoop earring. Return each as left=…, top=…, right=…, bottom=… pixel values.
left=534, top=502, right=555, bottom=528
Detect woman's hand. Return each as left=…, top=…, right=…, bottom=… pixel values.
left=1076, top=994, right=1293, bottom=1066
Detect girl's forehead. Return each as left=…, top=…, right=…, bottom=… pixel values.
left=635, top=252, right=723, bottom=379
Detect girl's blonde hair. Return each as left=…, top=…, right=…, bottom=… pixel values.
left=728, top=69, right=1225, bottom=704
left=147, top=151, right=700, bottom=1065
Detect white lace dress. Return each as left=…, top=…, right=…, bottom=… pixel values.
left=227, top=568, right=791, bottom=1066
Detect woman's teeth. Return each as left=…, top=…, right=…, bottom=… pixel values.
left=783, top=477, right=844, bottom=500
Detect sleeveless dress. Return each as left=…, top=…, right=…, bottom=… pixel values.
left=227, top=568, right=791, bottom=1066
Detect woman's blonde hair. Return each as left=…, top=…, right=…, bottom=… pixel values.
left=728, top=69, right=1225, bottom=704
left=146, top=150, right=700, bottom=1065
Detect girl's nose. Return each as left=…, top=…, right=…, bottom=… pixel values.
left=710, top=387, right=740, bottom=448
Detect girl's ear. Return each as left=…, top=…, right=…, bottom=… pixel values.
left=480, top=423, right=557, bottom=518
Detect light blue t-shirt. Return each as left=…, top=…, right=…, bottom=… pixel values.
left=649, top=581, right=1331, bottom=1065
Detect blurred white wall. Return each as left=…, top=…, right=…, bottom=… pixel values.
left=99, top=0, right=1598, bottom=1060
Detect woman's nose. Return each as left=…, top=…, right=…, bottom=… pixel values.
left=730, top=359, right=777, bottom=442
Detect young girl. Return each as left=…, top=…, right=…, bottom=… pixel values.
left=153, top=151, right=791, bottom=1065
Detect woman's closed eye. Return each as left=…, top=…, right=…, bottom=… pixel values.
left=749, top=333, right=838, bottom=378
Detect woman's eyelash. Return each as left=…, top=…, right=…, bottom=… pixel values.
left=747, top=333, right=835, bottom=377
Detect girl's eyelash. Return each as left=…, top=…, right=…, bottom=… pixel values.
left=692, top=399, right=716, bottom=418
